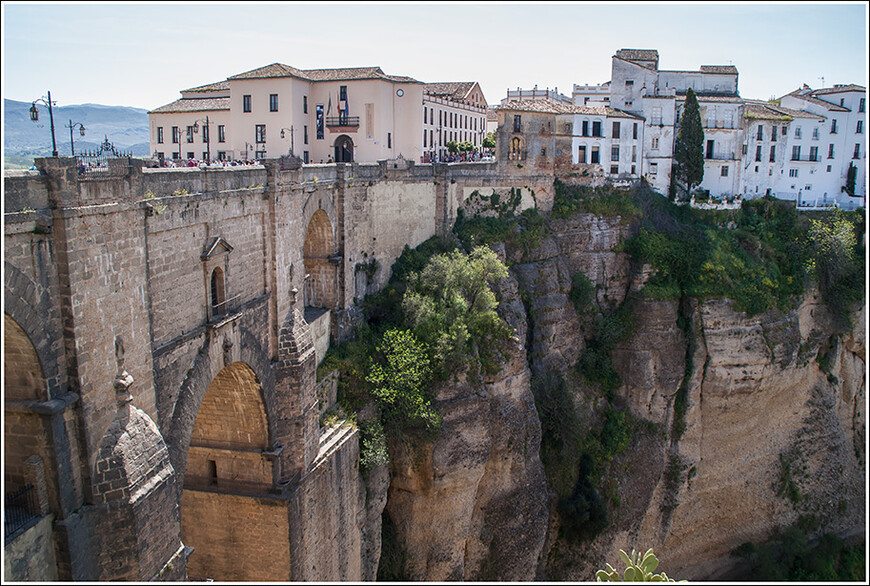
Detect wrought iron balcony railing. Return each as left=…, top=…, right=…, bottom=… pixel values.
left=325, top=116, right=360, bottom=127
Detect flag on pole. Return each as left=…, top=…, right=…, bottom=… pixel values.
left=327, top=94, right=332, bottom=117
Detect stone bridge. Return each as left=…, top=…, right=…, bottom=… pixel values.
left=3, top=154, right=554, bottom=581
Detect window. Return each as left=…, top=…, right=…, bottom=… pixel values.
left=649, top=162, right=658, bottom=175
left=633, top=123, right=638, bottom=139
left=210, top=267, right=227, bottom=314
left=424, top=108, right=427, bottom=124
left=721, top=166, right=729, bottom=177
left=792, top=145, right=801, bottom=160
left=794, top=126, right=802, bottom=139
left=612, top=121, right=620, bottom=138
left=592, top=121, right=602, bottom=137
left=316, top=104, right=324, bottom=139
left=512, top=115, right=522, bottom=132
left=611, top=145, right=620, bottom=161
left=632, top=145, right=637, bottom=162
left=625, top=80, right=634, bottom=87
left=828, top=144, right=834, bottom=159
left=255, top=150, right=266, bottom=160
left=387, top=132, right=392, bottom=148
left=840, top=98, right=845, bottom=107
left=270, top=94, right=278, bottom=112
left=757, top=125, right=763, bottom=140
left=255, top=124, right=266, bottom=143
left=651, top=136, right=659, bottom=150
left=303, top=95, right=308, bottom=114
left=631, top=165, right=636, bottom=175
left=853, top=143, right=861, bottom=159
left=860, top=98, right=865, bottom=113
left=769, top=145, right=776, bottom=162
left=218, top=125, right=226, bottom=143
left=541, top=147, right=546, bottom=156
left=157, top=127, right=164, bottom=144
left=304, top=126, right=308, bottom=145
left=857, top=120, right=864, bottom=134
left=582, top=120, right=589, bottom=137
left=577, top=145, right=586, bottom=163
left=827, top=165, right=832, bottom=172
left=772, top=126, right=777, bottom=141
left=303, top=151, right=309, bottom=164
left=187, top=151, right=194, bottom=160
left=789, top=168, right=798, bottom=178
left=156, top=152, right=164, bottom=160
left=186, top=126, right=194, bottom=143
left=742, top=144, right=748, bottom=155
left=652, top=107, right=662, bottom=125
left=812, top=127, right=819, bottom=140
left=243, top=94, right=252, bottom=113
left=625, top=101, right=632, bottom=109
left=755, top=145, right=762, bottom=162
left=831, top=119, right=837, bottom=134
left=610, top=164, right=619, bottom=174
left=202, top=124, right=209, bottom=143
left=706, top=139, right=714, bottom=159
left=809, top=146, right=818, bottom=161
left=591, top=146, right=600, bottom=164
left=340, top=85, right=347, bottom=101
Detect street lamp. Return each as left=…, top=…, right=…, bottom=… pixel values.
left=30, top=91, right=59, bottom=157
left=66, top=120, right=86, bottom=156
left=280, top=126, right=294, bottom=155
left=191, top=116, right=211, bottom=163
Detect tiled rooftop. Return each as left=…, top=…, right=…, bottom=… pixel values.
left=811, top=84, right=866, bottom=96
left=148, top=97, right=231, bottom=114
left=425, top=82, right=476, bottom=100
left=182, top=80, right=230, bottom=93
left=744, top=100, right=824, bottom=121
left=497, top=99, right=643, bottom=119
left=615, top=49, right=659, bottom=62
left=784, top=88, right=851, bottom=112
left=226, top=63, right=420, bottom=84
left=699, top=65, right=739, bottom=75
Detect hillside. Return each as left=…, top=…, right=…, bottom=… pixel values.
left=3, top=99, right=150, bottom=168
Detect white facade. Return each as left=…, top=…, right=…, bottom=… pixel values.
left=572, top=82, right=611, bottom=106
left=501, top=86, right=572, bottom=105
left=422, top=82, right=488, bottom=161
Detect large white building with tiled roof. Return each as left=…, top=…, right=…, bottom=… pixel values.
left=149, top=63, right=425, bottom=164
left=422, top=82, right=488, bottom=161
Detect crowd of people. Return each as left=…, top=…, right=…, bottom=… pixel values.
left=152, top=157, right=264, bottom=169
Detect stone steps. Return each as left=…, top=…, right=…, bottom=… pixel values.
left=316, top=422, right=355, bottom=464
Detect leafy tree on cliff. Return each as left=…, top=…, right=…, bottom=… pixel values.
left=402, top=246, right=513, bottom=381
left=674, top=88, right=705, bottom=197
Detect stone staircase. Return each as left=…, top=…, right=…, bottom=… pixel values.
left=315, top=421, right=356, bottom=465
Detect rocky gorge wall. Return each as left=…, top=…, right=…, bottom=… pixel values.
left=377, top=210, right=865, bottom=581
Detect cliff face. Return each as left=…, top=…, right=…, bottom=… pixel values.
left=378, top=213, right=864, bottom=581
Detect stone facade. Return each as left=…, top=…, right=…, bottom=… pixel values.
left=3, top=154, right=558, bottom=581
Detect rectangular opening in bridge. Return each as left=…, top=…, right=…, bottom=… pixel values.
left=207, top=460, right=217, bottom=485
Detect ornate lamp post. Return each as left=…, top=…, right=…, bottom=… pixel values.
left=280, top=126, right=294, bottom=156
left=29, top=91, right=59, bottom=157
left=191, top=116, right=211, bottom=163
left=66, top=120, right=86, bottom=156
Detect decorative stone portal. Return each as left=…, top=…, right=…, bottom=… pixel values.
left=182, top=362, right=291, bottom=581
left=303, top=209, right=336, bottom=310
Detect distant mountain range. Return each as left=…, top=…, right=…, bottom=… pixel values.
left=4, top=99, right=151, bottom=168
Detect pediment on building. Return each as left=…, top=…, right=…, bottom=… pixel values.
left=201, top=237, right=234, bottom=261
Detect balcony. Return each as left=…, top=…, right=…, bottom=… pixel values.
left=325, top=116, right=359, bottom=128
left=790, top=155, right=820, bottom=162
left=705, top=152, right=737, bottom=161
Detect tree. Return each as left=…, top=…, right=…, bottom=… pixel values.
left=674, top=88, right=705, bottom=196
left=401, top=246, right=513, bottom=381
left=482, top=132, right=496, bottom=151
left=844, top=163, right=857, bottom=196
left=446, top=140, right=459, bottom=154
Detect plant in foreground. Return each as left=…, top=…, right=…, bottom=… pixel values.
left=596, top=548, right=683, bottom=582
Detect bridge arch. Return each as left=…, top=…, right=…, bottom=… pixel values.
left=181, top=360, right=288, bottom=581
left=303, top=209, right=336, bottom=309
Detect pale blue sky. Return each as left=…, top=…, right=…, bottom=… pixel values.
left=2, top=1, right=867, bottom=110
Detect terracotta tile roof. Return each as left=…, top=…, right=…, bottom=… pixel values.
left=615, top=49, right=659, bottom=63
left=675, top=90, right=742, bottom=102
left=496, top=99, right=643, bottom=119
left=227, top=63, right=420, bottom=84
left=811, top=84, right=866, bottom=96
left=743, top=100, right=824, bottom=121
left=148, top=97, right=230, bottom=114
left=784, top=88, right=851, bottom=112
left=699, top=65, right=739, bottom=75
left=228, top=62, right=307, bottom=80
left=424, top=82, right=476, bottom=100
left=486, top=108, right=499, bottom=121
left=183, top=80, right=229, bottom=93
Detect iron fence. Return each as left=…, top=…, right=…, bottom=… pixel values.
left=5, top=484, right=40, bottom=540
left=76, top=136, right=133, bottom=175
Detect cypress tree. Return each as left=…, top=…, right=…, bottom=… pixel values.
left=674, top=88, right=705, bottom=196
left=845, top=163, right=856, bottom=196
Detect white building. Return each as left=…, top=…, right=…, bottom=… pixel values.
left=572, top=82, right=611, bottom=106
left=779, top=84, right=866, bottom=205
left=422, top=82, right=488, bottom=162
left=501, top=85, right=572, bottom=105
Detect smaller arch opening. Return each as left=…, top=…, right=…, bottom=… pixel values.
left=210, top=267, right=226, bottom=317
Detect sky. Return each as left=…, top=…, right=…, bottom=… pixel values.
left=1, top=1, right=867, bottom=111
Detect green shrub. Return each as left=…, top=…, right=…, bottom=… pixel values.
left=569, top=271, right=596, bottom=314
left=358, top=418, right=389, bottom=472
left=552, top=179, right=641, bottom=222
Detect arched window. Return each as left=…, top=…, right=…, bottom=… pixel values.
left=510, top=137, right=524, bottom=160
left=211, top=267, right=225, bottom=316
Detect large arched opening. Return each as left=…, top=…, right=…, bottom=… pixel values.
left=181, top=362, right=289, bottom=581
left=303, top=209, right=336, bottom=310
left=3, top=314, right=54, bottom=536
